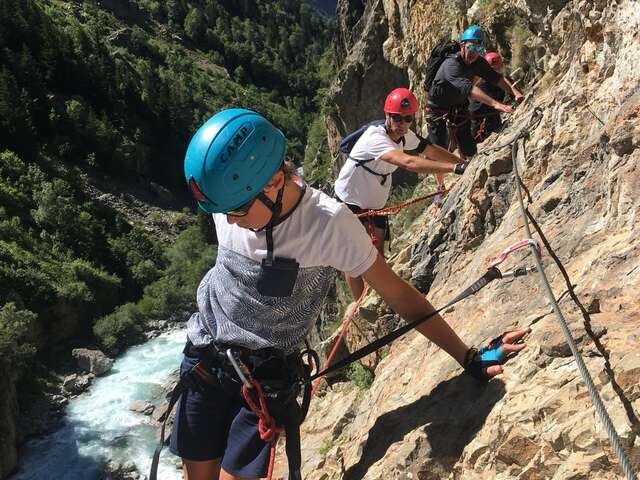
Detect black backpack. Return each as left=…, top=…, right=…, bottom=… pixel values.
left=424, top=38, right=460, bottom=94
left=338, top=119, right=404, bottom=185
left=339, top=119, right=385, bottom=154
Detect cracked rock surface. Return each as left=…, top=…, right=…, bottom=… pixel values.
left=289, top=0, right=640, bottom=479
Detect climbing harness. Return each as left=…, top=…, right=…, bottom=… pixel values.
left=306, top=238, right=540, bottom=386
left=149, top=343, right=318, bottom=480
left=426, top=103, right=506, bottom=157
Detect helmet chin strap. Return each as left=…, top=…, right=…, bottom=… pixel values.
left=251, top=185, right=285, bottom=268
left=251, top=184, right=284, bottom=233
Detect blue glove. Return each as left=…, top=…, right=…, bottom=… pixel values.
left=463, top=336, right=505, bottom=381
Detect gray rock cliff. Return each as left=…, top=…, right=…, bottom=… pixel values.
left=293, top=0, right=640, bottom=478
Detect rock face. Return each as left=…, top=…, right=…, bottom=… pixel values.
left=295, top=0, right=640, bottom=479
left=72, top=348, right=114, bottom=376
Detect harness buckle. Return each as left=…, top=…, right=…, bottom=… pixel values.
left=226, top=348, right=254, bottom=389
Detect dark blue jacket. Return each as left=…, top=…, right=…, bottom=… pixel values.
left=429, top=53, right=502, bottom=109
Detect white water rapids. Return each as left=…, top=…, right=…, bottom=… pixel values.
left=11, top=329, right=187, bottom=480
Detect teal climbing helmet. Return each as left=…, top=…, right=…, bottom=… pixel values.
left=459, top=25, right=486, bottom=44
left=184, top=108, right=286, bottom=213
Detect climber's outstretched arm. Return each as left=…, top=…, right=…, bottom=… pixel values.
left=362, top=254, right=530, bottom=379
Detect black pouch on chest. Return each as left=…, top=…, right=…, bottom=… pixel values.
left=256, top=225, right=299, bottom=297
left=257, top=256, right=300, bottom=297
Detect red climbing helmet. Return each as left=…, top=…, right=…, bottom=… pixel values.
left=383, top=88, right=418, bottom=114
left=485, top=52, right=503, bottom=71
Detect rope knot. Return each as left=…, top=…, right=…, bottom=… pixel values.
left=242, top=381, right=284, bottom=444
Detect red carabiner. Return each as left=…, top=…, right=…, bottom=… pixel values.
left=487, top=239, right=541, bottom=278
left=488, top=239, right=541, bottom=269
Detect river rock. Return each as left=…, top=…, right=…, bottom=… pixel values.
left=72, top=348, right=114, bottom=376
left=104, top=459, right=146, bottom=480
left=62, top=373, right=94, bottom=395
left=151, top=403, right=170, bottom=423
left=129, top=400, right=155, bottom=416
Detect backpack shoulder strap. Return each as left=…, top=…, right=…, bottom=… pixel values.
left=349, top=156, right=390, bottom=185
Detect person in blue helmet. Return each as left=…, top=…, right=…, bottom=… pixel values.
left=169, top=108, right=530, bottom=480
left=426, top=26, right=524, bottom=190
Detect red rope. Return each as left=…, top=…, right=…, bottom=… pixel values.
left=356, top=188, right=449, bottom=218
left=242, top=380, right=284, bottom=480
left=474, top=118, right=487, bottom=141
left=366, top=217, right=378, bottom=245
left=311, top=284, right=370, bottom=397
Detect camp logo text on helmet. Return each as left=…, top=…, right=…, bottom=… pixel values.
left=219, top=123, right=252, bottom=165
left=184, top=108, right=286, bottom=213
left=384, top=88, right=418, bottom=114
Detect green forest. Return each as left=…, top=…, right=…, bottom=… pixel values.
left=0, top=0, right=333, bottom=401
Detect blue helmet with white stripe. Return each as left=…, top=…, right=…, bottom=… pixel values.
left=184, top=109, right=286, bottom=213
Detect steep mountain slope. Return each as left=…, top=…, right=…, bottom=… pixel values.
left=0, top=1, right=332, bottom=478
left=297, top=0, right=640, bottom=478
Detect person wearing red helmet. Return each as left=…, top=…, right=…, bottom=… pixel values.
left=469, top=52, right=511, bottom=142
left=484, top=51, right=504, bottom=70
left=335, top=87, right=467, bottom=298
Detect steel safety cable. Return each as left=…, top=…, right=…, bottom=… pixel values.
left=510, top=125, right=637, bottom=480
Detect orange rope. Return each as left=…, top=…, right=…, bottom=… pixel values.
left=366, top=217, right=378, bottom=245
left=311, top=284, right=370, bottom=397
left=242, top=380, right=285, bottom=480
left=311, top=189, right=447, bottom=398
left=474, top=118, right=487, bottom=141
left=356, top=188, right=450, bottom=218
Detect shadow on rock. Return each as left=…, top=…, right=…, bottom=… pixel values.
left=343, top=374, right=506, bottom=480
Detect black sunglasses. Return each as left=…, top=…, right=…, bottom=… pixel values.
left=224, top=196, right=259, bottom=217
left=188, top=176, right=258, bottom=217
left=389, top=114, right=414, bottom=123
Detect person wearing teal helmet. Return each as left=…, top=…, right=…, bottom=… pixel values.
left=459, top=25, right=486, bottom=47
left=426, top=26, right=524, bottom=191
left=185, top=108, right=287, bottom=216
left=165, top=109, right=530, bottom=480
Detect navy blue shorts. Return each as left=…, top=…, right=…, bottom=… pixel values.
left=169, top=345, right=270, bottom=477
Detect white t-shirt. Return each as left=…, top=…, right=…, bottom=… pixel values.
left=186, top=186, right=378, bottom=351
left=213, top=186, right=377, bottom=275
left=334, top=124, right=422, bottom=209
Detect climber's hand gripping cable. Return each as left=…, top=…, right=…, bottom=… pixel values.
left=463, top=239, right=539, bottom=380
